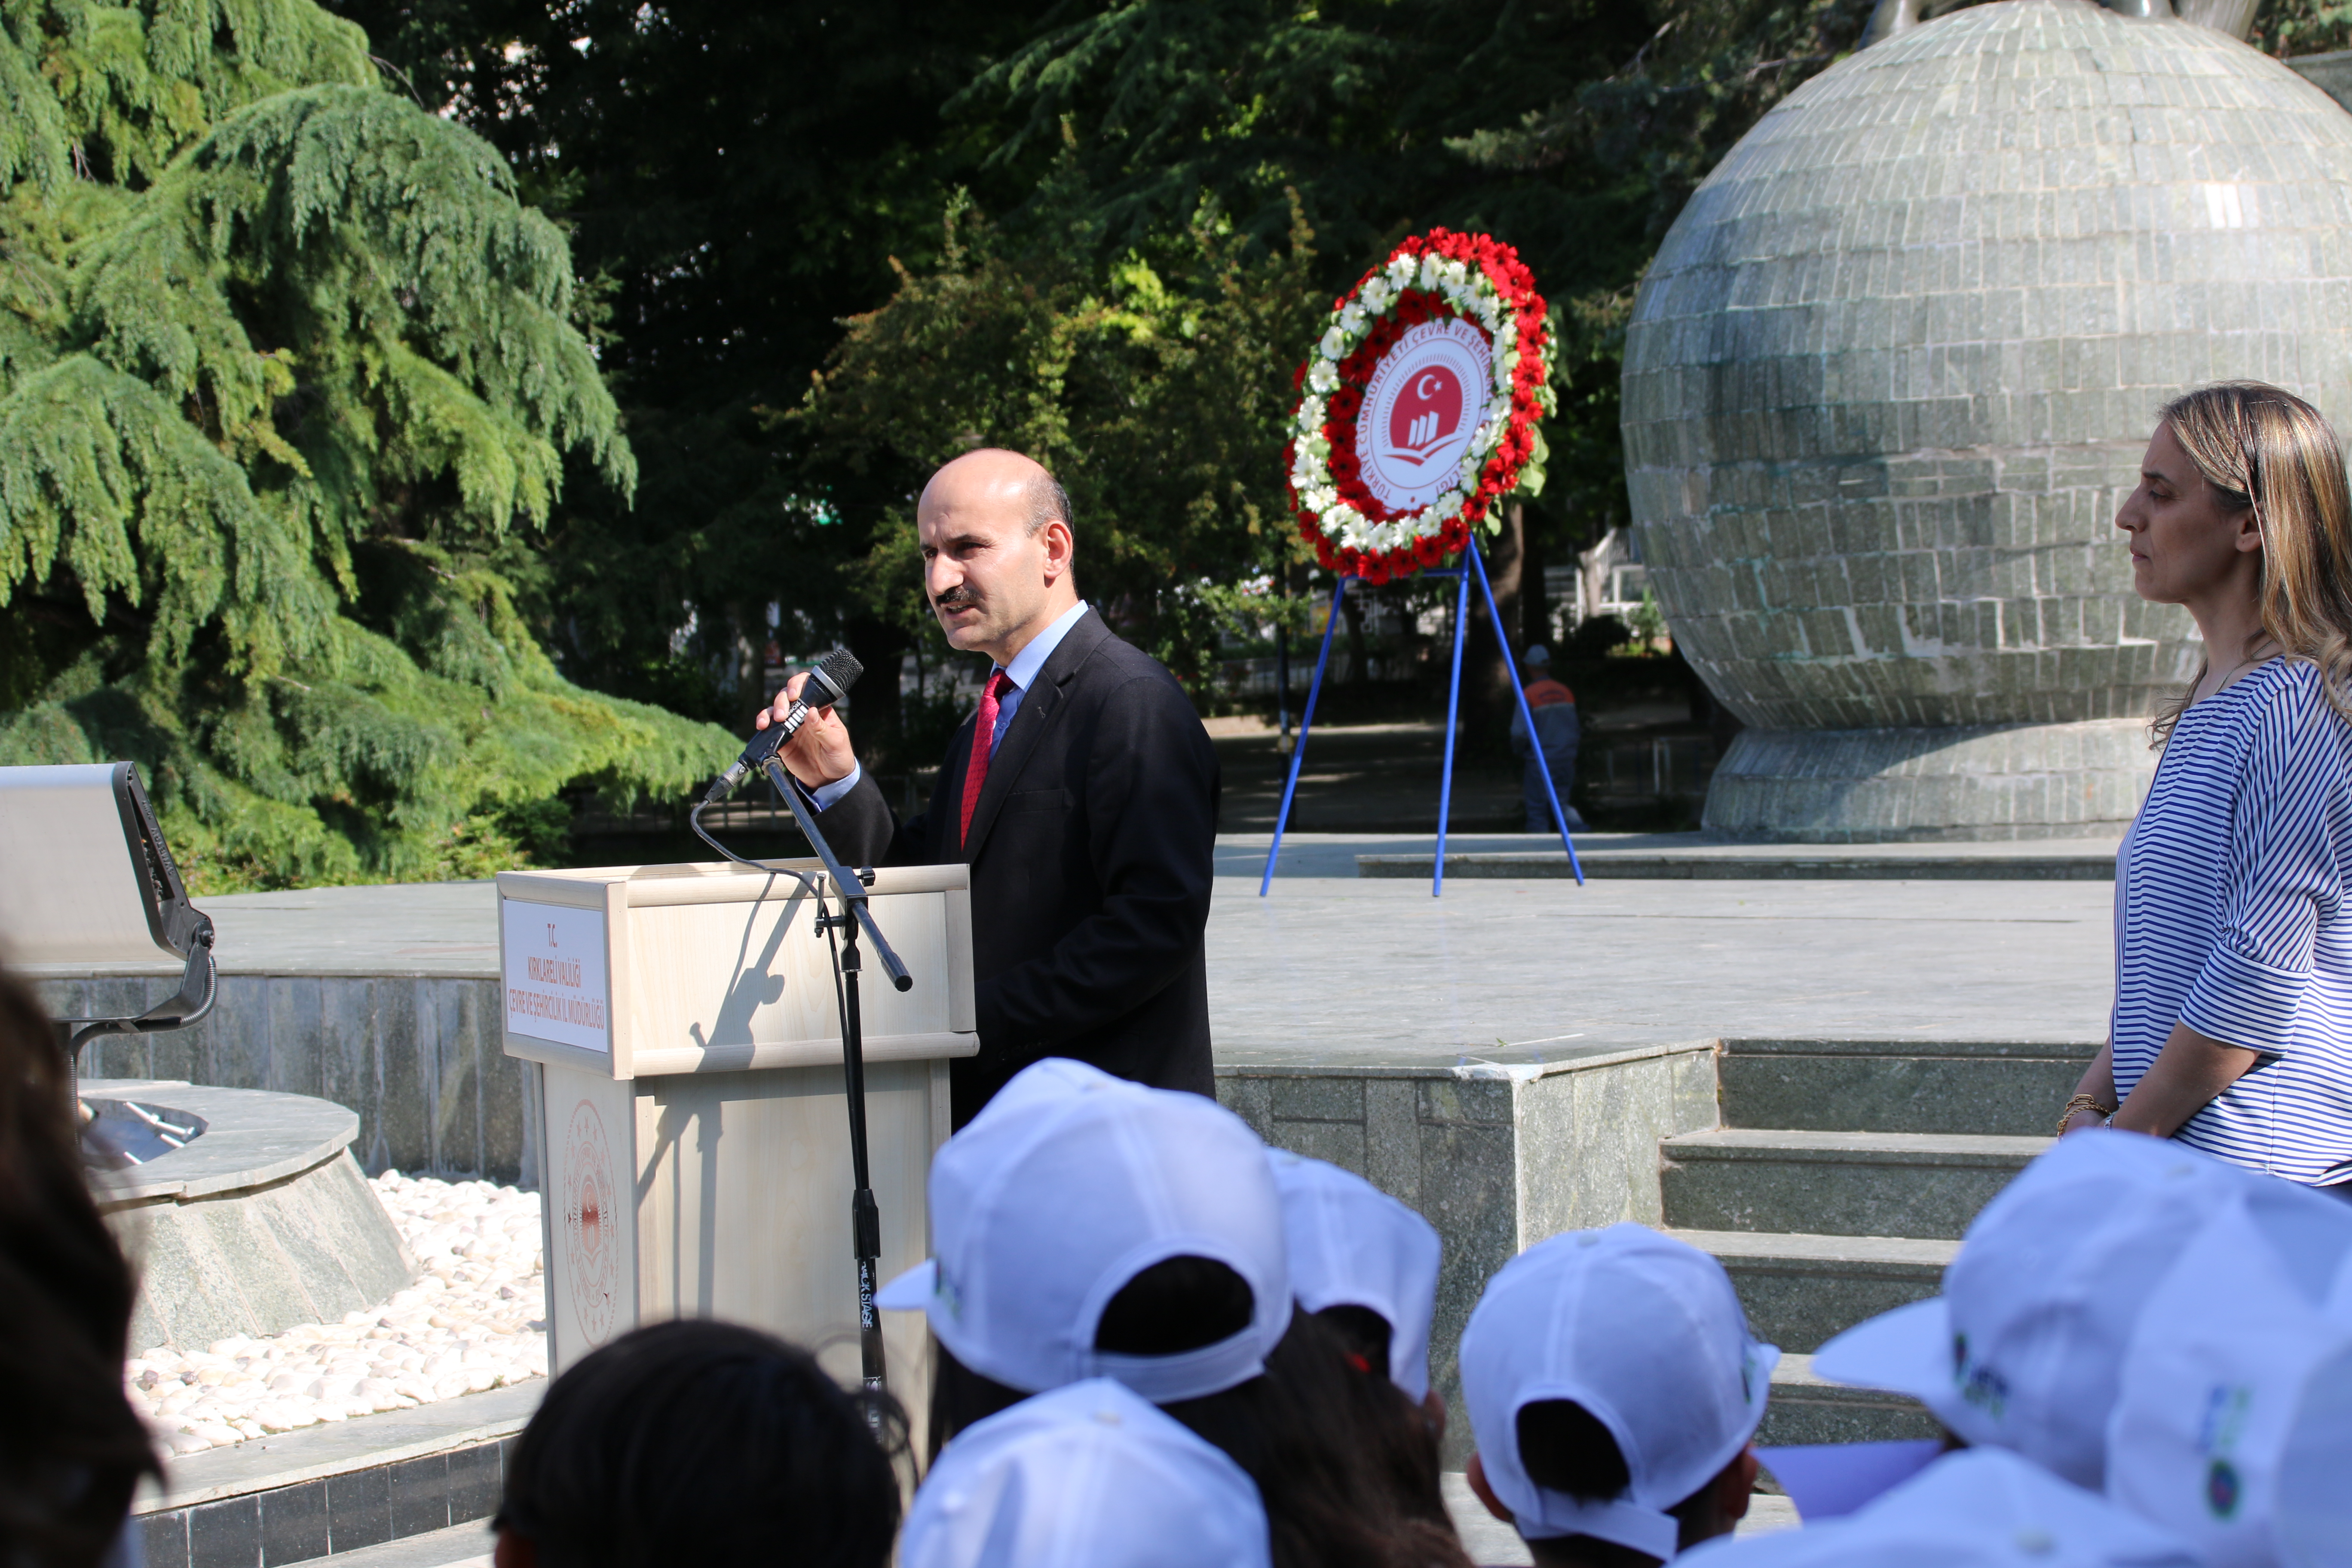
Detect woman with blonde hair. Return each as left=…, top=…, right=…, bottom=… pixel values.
left=2059, top=382, right=2352, bottom=1194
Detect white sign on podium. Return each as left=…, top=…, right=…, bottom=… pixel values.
left=497, top=859, right=976, bottom=1407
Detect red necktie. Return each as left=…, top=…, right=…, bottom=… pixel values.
left=959, top=670, right=1013, bottom=848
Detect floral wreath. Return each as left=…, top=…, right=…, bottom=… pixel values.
left=1284, top=229, right=1557, bottom=585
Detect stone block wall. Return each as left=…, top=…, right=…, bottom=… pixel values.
left=1216, top=1041, right=1720, bottom=1461
left=37, top=974, right=532, bottom=1186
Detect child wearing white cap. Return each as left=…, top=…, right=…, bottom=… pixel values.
left=1458, top=1224, right=1777, bottom=1567
left=1267, top=1149, right=1451, bottom=1531
left=1268, top=1148, right=1443, bottom=1400
left=1811, top=1129, right=2352, bottom=1494
left=2105, top=1191, right=2352, bottom=1568
left=884, top=1059, right=1476, bottom=1568
left=900, top=1378, right=1274, bottom=1568
left=878, top=1057, right=1292, bottom=1439
left=1675, top=1448, right=2198, bottom=1568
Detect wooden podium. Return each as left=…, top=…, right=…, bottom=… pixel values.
left=495, top=860, right=975, bottom=1406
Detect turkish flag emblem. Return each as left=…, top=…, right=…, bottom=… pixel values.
left=1388, top=365, right=1464, bottom=466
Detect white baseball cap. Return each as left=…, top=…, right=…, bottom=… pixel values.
left=2106, top=1191, right=2352, bottom=1568
left=1459, top=1224, right=1779, bottom=1559
left=876, top=1058, right=1289, bottom=1403
left=1814, top=1130, right=2254, bottom=1488
left=1676, top=1449, right=2198, bottom=1568
left=1265, top=1148, right=1442, bottom=1399
left=900, top=1378, right=1273, bottom=1568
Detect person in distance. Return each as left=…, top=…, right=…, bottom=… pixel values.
left=886, top=1058, right=1473, bottom=1568
left=0, top=970, right=156, bottom=1568
left=763, top=448, right=1219, bottom=1128
left=489, top=1318, right=903, bottom=1568
left=2065, top=381, right=2352, bottom=1199
left=1458, top=1225, right=1774, bottom=1568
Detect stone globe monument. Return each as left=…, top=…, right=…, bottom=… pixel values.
left=1620, top=0, right=2352, bottom=840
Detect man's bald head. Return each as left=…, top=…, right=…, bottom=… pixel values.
left=921, top=449, right=1072, bottom=538
left=916, top=449, right=1081, bottom=666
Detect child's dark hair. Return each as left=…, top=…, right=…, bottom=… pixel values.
left=1310, top=1304, right=1450, bottom=1532
left=1515, top=1401, right=1729, bottom=1568
left=494, top=1319, right=906, bottom=1568
left=934, top=1252, right=1470, bottom=1568
left=0, top=971, right=158, bottom=1568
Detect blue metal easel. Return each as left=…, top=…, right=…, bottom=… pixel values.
left=1258, top=538, right=1585, bottom=896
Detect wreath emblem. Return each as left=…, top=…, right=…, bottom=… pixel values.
left=1285, top=229, right=1557, bottom=584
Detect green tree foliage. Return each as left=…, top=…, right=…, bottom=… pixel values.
left=0, top=0, right=733, bottom=891
left=334, top=0, right=2351, bottom=750
left=328, top=0, right=1060, bottom=752
left=798, top=171, right=1323, bottom=692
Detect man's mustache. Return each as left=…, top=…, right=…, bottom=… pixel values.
left=934, top=587, right=978, bottom=612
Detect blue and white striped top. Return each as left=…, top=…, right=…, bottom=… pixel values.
left=2113, top=658, right=2352, bottom=1186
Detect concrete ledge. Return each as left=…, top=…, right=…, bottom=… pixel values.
left=136, top=1381, right=541, bottom=1568
left=1218, top=1040, right=1721, bottom=1462
left=92, top=1082, right=358, bottom=1205
left=1357, top=842, right=2120, bottom=881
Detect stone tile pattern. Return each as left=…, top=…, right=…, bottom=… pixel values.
left=1703, top=716, right=2160, bottom=841
left=1216, top=1046, right=1718, bottom=1464
left=1620, top=6, right=2352, bottom=833
left=138, top=1435, right=509, bottom=1568
left=39, top=975, right=530, bottom=1185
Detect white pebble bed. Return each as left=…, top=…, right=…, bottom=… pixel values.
left=125, top=1173, right=548, bottom=1456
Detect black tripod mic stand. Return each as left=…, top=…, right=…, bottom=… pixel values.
left=757, top=758, right=912, bottom=1405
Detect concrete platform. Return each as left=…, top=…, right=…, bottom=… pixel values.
left=1354, top=837, right=2121, bottom=881
left=37, top=845, right=2107, bottom=1473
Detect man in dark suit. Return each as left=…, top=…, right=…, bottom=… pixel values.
left=760, top=449, right=1219, bottom=1125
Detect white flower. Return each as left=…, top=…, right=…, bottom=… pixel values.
left=1319, top=326, right=1348, bottom=360
left=1361, top=278, right=1391, bottom=314
left=1417, top=254, right=1441, bottom=290
left=1308, top=359, right=1339, bottom=394
left=1386, top=254, right=1415, bottom=289
left=1338, top=304, right=1366, bottom=336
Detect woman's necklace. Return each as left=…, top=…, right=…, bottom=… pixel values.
left=2200, top=641, right=2278, bottom=701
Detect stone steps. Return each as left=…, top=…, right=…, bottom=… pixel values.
left=1660, top=1128, right=2048, bottom=1241
left=1715, top=1038, right=2089, bottom=1138
left=1655, top=1037, right=2082, bottom=1444
left=1662, top=1228, right=1954, bottom=1354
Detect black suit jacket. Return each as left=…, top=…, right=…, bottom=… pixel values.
left=812, top=609, right=1219, bottom=1124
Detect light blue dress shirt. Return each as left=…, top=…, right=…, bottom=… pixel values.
left=807, top=600, right=1090, bottom=811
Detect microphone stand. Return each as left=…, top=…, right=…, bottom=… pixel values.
left=759, top=758, right=911, bottom=1407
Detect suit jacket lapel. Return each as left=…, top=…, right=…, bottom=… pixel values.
left=962, top=609, right=1110, bottom=861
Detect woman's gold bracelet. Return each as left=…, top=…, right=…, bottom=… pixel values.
left=2058, top=1093, right=2116, bottom=1136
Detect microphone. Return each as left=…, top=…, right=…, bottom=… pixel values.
left=704, top=648, right=864, bottom=802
